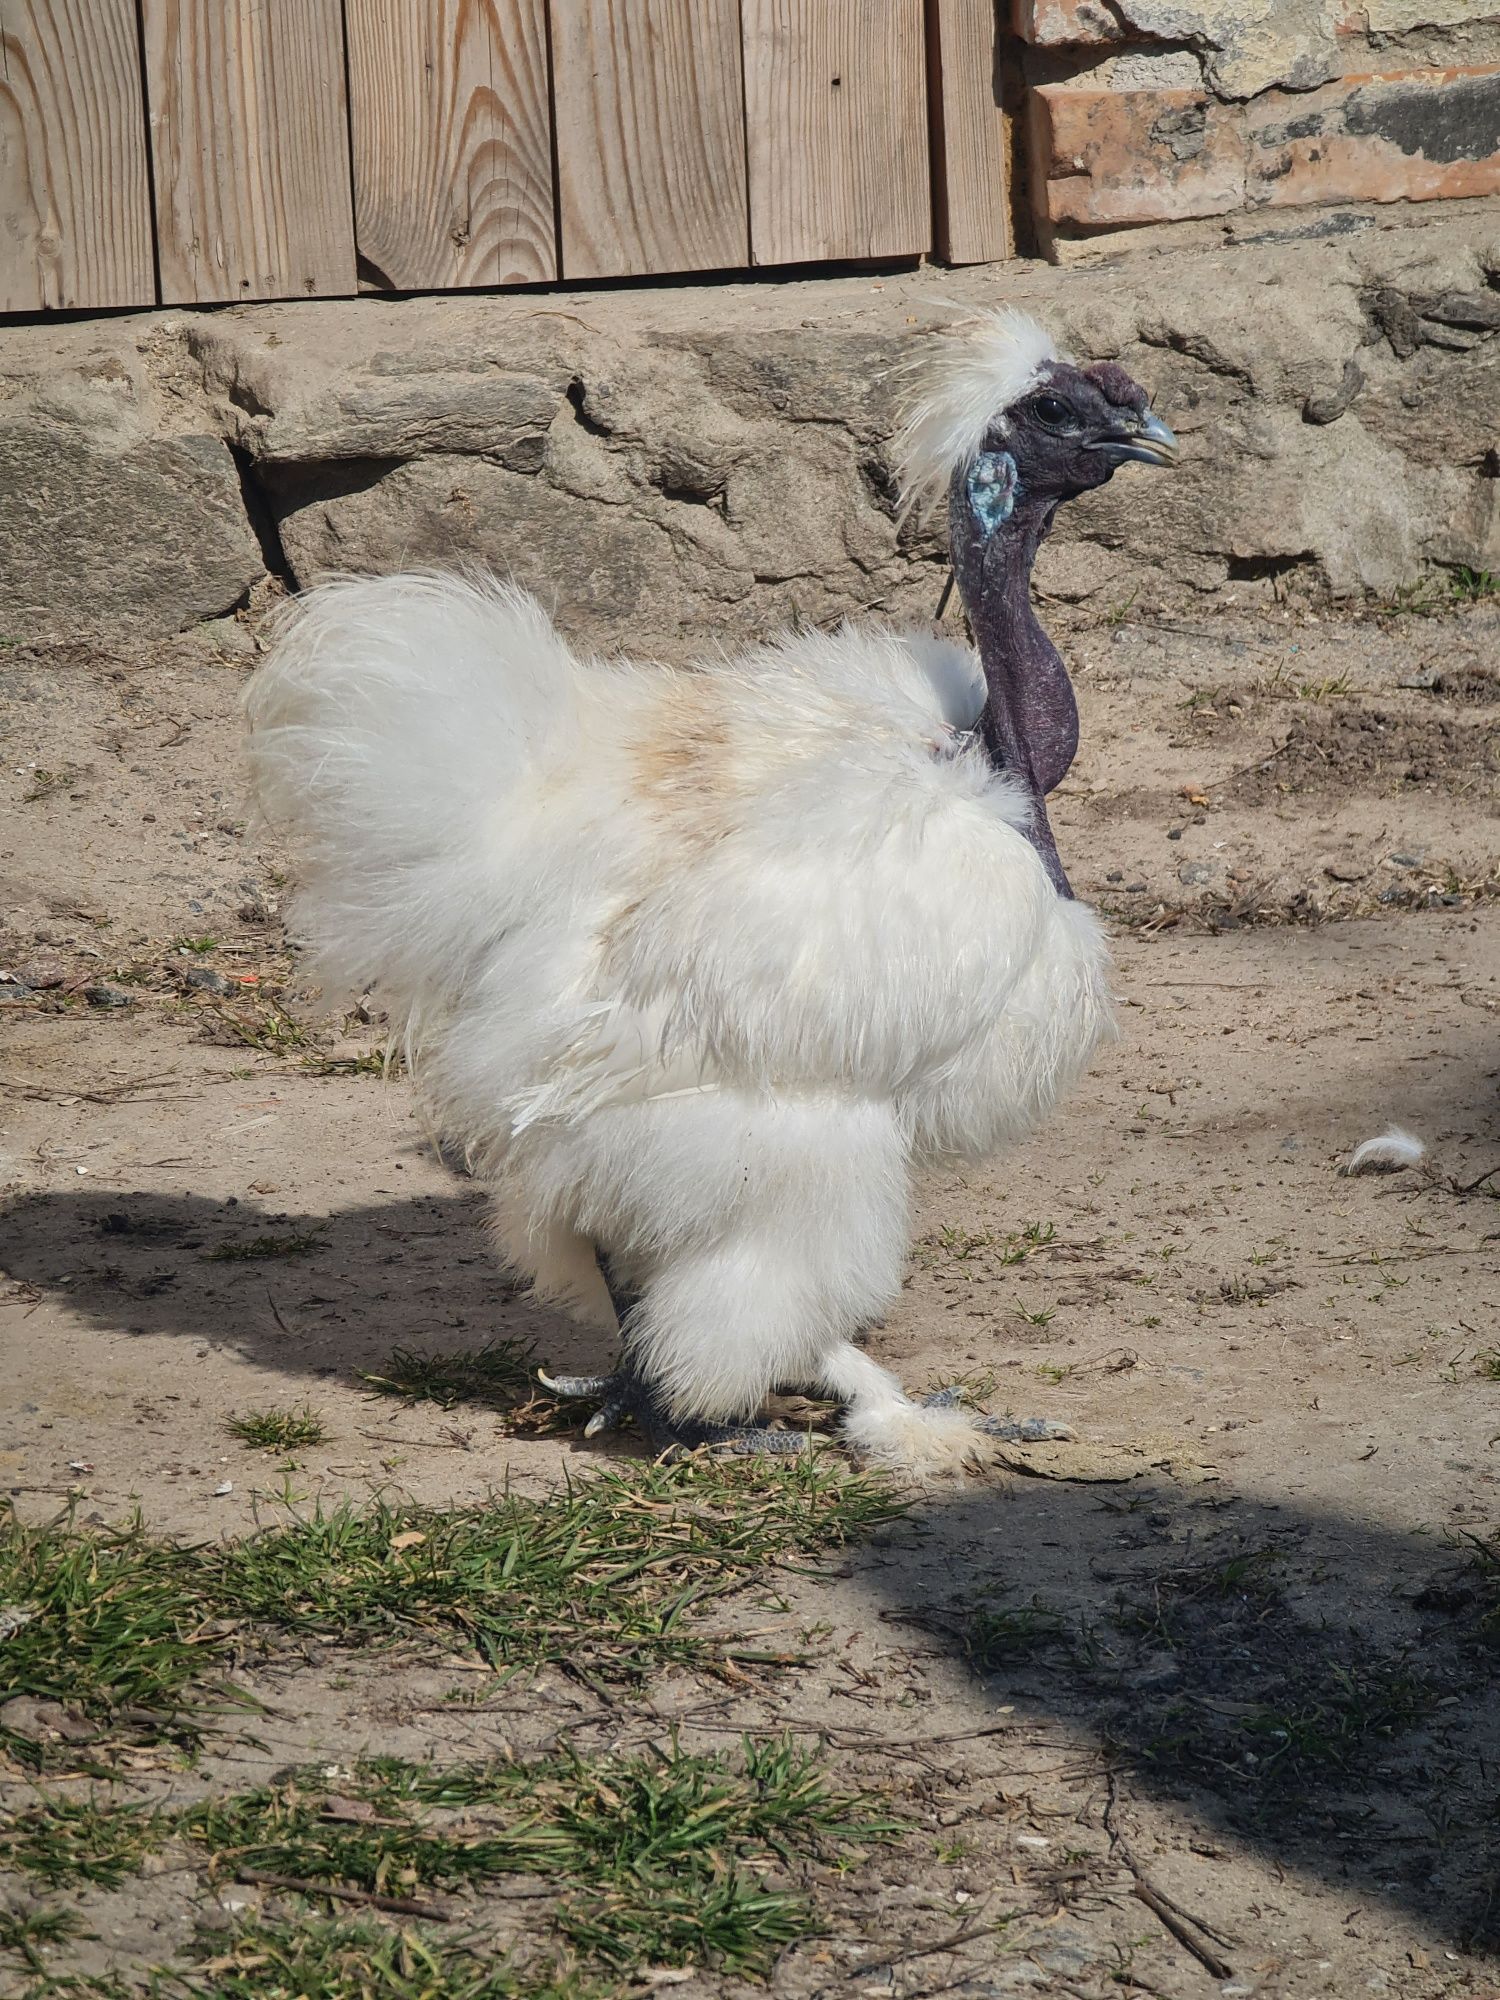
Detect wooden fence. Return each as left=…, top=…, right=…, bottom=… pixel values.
left=0, top=0, right=1010, bottom=317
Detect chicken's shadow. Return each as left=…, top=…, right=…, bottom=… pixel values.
left=4, top=1183, right=1498, bottom=1953
left=1, top=1184, right=595, bottom=1383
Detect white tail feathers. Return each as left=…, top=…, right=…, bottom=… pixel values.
left=1344, top=1126, right=1426, bottom=1175
left=245, top=573, right=586, bottom=1035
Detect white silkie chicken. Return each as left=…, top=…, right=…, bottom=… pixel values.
left=246, top=312, right=1177, bottom=1477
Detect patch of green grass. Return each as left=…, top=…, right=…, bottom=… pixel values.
left=966, top=1599, right=1067, bottom=1671
left=1009, top=1296, right=1057, bottom=1330
left=1474, top=1348, right=1500, bottom=1381
left=204, top=996, right=311, bottom=1056
left=205, top=1231, right=322, bottom=1263
left=302, top=1049, right=397, bottom=1078
left=1235, top=1663, right=1432, bottom=1775
left=171, top=936, right=219, bottom=955
left=1371, top=565, right=1498, bottom=619
left=22, top=766, right=78, bottom=804
left=203, top=1457, right=899, bottom=1680
left=184, top=1739, right=895, bottom=1979
left=0, top=1458, right=903, bottom=1752
left=1256, top=662, right=1357, bottom=700
left=0, top=1509, right=247, bottom=1760
left=918, top=1221, right=1056, bottom=1276
left=1449, top=565, right=1497, bottom=603
left=559, top=1864, right=809, bottom=1974
left=163, top=1919, right=592, bottom=2000
left=0, top=1796, right=169, bottom=1887
left=224, top=1404, right=329, bottom=1451
left=0, top=1903, right=89, bottom=1972
left=360, top=1340, right=534, bottom=1411
left=0, top=1744, right=896, bottom=1979
left=1114, top=1546, right=1284, bottom=1646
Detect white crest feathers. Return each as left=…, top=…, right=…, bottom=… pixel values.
left=895, top=307, right=1060, bottom=516
left=1344, top=1126, right=1426, bottom=1175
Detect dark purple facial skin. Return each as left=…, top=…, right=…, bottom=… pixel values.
left=948, top=359, right=1177, bottom=898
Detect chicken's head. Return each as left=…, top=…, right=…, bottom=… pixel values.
left=897, top=313, right=1178, bottom=900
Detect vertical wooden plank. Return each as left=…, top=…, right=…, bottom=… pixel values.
left=927, top=0, right=1010, bottom=263
left=141, top=0, right=357, bottom=304
left=345, top=0, right=555, bottom=290
left=550, top=0, right=748, bottom=280
left=742, top=0, right=930, bottom=265
left=0, top=0, right=155, bottom=311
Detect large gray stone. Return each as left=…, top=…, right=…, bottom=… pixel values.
left=0, top=331, right=265, bottom=644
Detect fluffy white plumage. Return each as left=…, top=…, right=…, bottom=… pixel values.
left=895, top=307, right=1060, bottom=515
left=247, top=466, right=1112, bottom=1477
left=1344, top=1126, right=1426, bottom=1175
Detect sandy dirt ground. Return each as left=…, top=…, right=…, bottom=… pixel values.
left=1, top=591, right=1498, bottom=1998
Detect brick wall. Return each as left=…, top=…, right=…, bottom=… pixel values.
left=1014, top=1, right=1500, bottom=255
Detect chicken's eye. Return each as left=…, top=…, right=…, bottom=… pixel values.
left=1031, top=393, right=1073, bottom=430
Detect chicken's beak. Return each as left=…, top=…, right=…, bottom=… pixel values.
left=1092, top=408, right=1180, bottom=469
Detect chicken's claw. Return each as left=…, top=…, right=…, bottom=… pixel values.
left=537, top=1364, right=811, bottom=1454
left=921, top=1386, right=1074, bottom=1442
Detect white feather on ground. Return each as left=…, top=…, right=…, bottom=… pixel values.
left=1344, top=1127, right=1427, bottom=1175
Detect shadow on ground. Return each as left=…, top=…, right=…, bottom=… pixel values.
left=4, top=1184, right=1499, bottom=1953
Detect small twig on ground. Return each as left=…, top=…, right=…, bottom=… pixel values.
left=1103, top=1772, right=1236, bottom=1980
left=1, top=1070, right=187, bottom=1104
left=822, top=1919, right=1006, bottom=1994
left=1453, top=1162, right=1500, bottom=1195
left=1318, top=1245, right=1485, bottom=1265
left=1129, top=1880, right=1234, bottom=1980
left=356, top=1427, right=474, bottom=1451
left=233, top=1866, right=451, bottom=1921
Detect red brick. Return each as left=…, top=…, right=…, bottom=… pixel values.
left=1247, top=66, right=1500, bottom=207
left=1014, top=0, right=1127, bottom=43
left=1028, top=85, right=1246, bottom=229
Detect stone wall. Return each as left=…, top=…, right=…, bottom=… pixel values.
left=1016, top=0, right=1500, bottom=255
left=0, top=207, right=1493, bottom=653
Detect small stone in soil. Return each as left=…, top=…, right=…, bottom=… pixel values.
left=182, top=965, right=235, bottom=996
left=17, top=954, right=65, bottom=988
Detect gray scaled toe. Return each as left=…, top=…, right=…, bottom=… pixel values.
left=920, top=1389, right=1074, bottom=1442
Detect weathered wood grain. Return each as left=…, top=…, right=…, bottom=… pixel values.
left=0, top=0, right=155, bottom=311
left=742, top=0, right=930, bottom=265
left=141, top=0, right=357, bottom=305
left=346, top=0, right=555, bottom=290
left=552, top=0, right=748, bottom=279
left=928, top=0, right=1010, bottom=263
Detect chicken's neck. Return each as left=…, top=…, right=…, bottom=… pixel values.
left=952, top=489, right=1076, bottom=900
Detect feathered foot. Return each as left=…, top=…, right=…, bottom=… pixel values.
left=816, top=1346, right=1079, bottom=1481
left=536, top=1366, right=811, bottom=1456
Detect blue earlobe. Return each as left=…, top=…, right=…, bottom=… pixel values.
left=966, top=450, right=1019, bottom=536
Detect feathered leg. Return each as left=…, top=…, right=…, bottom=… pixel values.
left=536, top=1094, right=911, bottom=1459
left=538, top=1257, right=812, bottom=1455
left=818, top=1342, right=1071, bottom=1479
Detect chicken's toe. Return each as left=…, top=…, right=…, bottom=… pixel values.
left=921, top=1387, right=1074, bottom=1441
